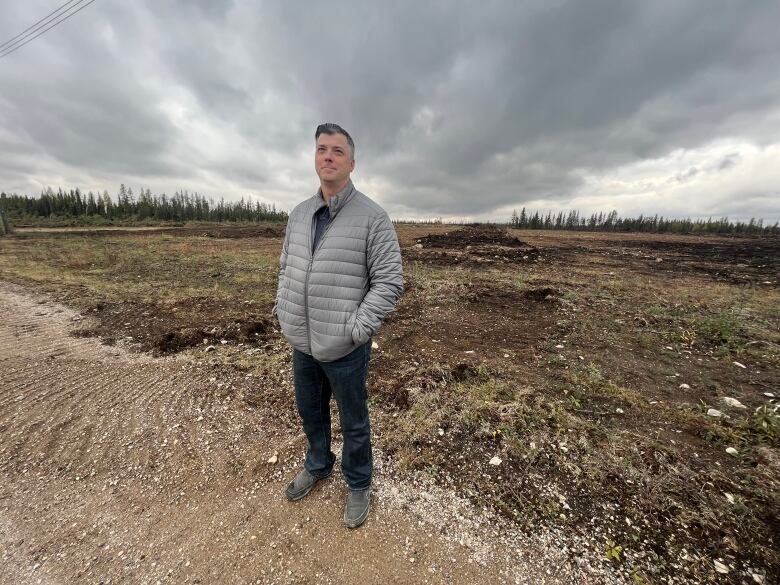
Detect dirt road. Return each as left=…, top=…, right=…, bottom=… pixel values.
left=0, top=283, right=613, bottom=585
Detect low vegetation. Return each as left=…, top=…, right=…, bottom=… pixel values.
left=0, top=223, right=777, bottom=584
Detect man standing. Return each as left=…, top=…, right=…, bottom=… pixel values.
left=272, top=123, right=403, bottom=528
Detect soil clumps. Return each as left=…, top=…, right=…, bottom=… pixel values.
left=409, top=225, right=539, bottom=266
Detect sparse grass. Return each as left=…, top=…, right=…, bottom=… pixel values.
left=746, top=404, right=779, bottom=445
left=405, top=260, right=477, bottom=305
left=567, top=362, right=645, bottom=408
left=636, top=282, right=779, bottom=359
left=0, top=234, right=279, bottom=308
left=2, top=225, right=779, bottom=584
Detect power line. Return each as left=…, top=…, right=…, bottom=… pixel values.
left=0, top=0, right=99, bottom=60
left=0, top=0, right=97, bottom=58
left=0, top=0, right=83, bottom=51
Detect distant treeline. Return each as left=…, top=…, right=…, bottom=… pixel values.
left=0, top=186, right=287, bottom=224
left=1, top=187, right=777, bottom=235
left=394, top=209, right=779, bottom=235
left=507, top=208, right=778, bottom=235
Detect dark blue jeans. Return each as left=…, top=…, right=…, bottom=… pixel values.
left=293, top=342, right=373, bottom=491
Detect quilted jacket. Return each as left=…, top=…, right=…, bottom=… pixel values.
left=273, top=180, right=404, bottom=362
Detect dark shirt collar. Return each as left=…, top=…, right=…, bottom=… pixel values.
left=316, top=179, right=354, bottom=219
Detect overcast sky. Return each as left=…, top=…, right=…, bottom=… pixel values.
left=1, top=0, right=779, bottom=222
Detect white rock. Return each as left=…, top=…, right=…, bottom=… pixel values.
left=503, top=353, right=509, bottom=358
left=732, top=361, right=746, bottom=369
left=707, top=408, right=723, bottom=418
left=679, top=383, right=691, bottom=390
left=267, top=453, right=278, bottom=464
left=725, top=447, right=738, bottom=456
left=205, top=345, right=216, bottom=352
left=724, top=492, right=735, bottom=504
left=414, top=243, right=423, bottom=249
left=489, top=456, right=502, bottom=466
left=751, top=572, right=765, bottom=584
left=721, top=397, right=746, bottom=409
left=371, top=341, right=379, bottom=349
left=763, top=392, right=775, bottom=398
left=615, top=408, right=624, bottom=414
left=713, top=560, right=729, bottom=574
left=438, top=428, right=445, bottom=436
left=555, top=344, right=565, bottom=349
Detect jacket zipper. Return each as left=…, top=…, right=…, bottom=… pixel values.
left=304, top=256, right=313, bottom=354
left=304, top=206, right=336, bottom=354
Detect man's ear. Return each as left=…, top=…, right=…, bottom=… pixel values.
left=350, top=159, right=356, bottom=172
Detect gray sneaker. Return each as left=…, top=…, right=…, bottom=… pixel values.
left=285, top=468, right=332, bottom=501
left=344, top=488, right=370, bottom=529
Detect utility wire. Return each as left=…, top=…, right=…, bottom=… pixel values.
left=0, top=0, right=83, bottom=51
left=0, top=0, right=99, bottom=60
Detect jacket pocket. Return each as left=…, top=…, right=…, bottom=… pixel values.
left=345, top=311, right=357, bottom=343
left=347, top=311, right=370, bottom=345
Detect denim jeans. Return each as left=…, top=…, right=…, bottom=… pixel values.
left=293, top=342, right=373, bottom=490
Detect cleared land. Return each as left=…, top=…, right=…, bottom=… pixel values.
left=1, top=224, right=778, bottom=584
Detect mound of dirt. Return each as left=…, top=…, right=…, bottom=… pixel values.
left=408, top=225, right=539, bottom=266
left=153, top=318, right=273, bottom=354
left=416, top=225, right=531, bottom=249
left=196, top=225, right=286, bottom=239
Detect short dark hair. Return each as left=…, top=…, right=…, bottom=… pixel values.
left=315, top=123, right=355, bottom=159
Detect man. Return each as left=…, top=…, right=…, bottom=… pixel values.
left=272, top=123, right=403, bottom=528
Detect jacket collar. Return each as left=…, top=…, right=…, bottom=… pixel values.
left=314, top=179, right=355, bottom=220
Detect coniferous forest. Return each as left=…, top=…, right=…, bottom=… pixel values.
left=0, top=186, right=287, bottom=225
left=506, top=207, right=778, bottom=236
left=1, top=187, right=778, bottom=235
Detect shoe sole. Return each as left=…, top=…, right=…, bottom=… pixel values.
left=285, top=469, right=333, bottom=502
left=344, top=500, right=370, bottom=529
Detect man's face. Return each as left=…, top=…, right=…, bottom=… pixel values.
left=315, top=133, right=355, bottom=186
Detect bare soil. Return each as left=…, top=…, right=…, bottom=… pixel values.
left=1, top=224, right=778, bottom=584
left=407, top=224, right=540, bottom=266
left=0, top=283, right=600, bottom=585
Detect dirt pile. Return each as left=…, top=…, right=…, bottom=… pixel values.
left=408, top=225, right=539, bottom=266
left=73, top=299, right=275, bottom=355
left=195, top=225, right=286, bottom=239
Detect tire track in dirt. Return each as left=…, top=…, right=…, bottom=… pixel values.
left=0, top=282, right=608, bottom=585
left=1, top=363, right=169, bottom=479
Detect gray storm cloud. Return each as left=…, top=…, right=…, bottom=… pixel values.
left=1, top=0, right=778, bottom=221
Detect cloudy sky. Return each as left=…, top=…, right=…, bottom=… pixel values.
left=1, top=0, right=779, bottom=222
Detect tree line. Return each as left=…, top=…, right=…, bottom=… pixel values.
left=1, top=187, right=776, bottom=235
left=0, top=186, right=287, bottom=224
left=509, top=207, right=778, bottom=236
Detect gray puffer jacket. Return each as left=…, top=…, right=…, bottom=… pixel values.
left=273, top=180, right=403, bottom=362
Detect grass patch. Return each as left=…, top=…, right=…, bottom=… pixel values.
left=405, top=261, right=477, bottom=305
left=0, top=234, right=278, bottom=307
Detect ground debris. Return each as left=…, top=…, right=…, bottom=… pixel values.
left=407, top=225, right=540, bottom=266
